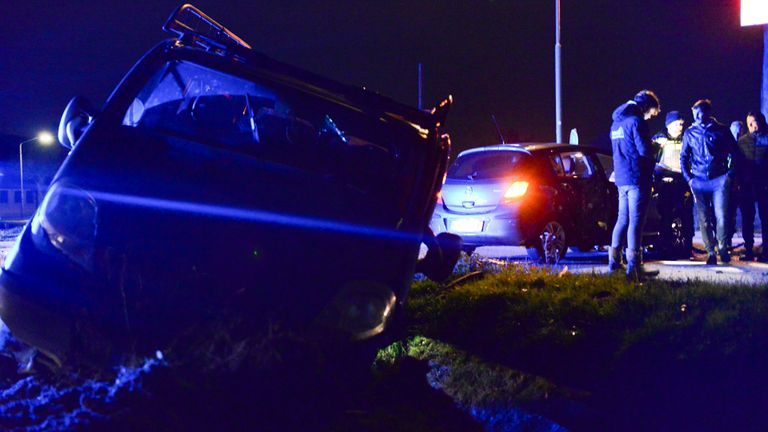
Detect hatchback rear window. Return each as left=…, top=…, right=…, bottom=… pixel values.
left=447, top=150, right=528, bottom=180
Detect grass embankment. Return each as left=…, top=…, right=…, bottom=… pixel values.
left=388, top=263, right=768, bottom=431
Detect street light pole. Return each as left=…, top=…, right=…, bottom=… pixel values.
left=18, top=132, right=54, bottom=219
left=18, top=138, right=33, bottom=218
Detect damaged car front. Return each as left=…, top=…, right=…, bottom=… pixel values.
left=0, top=4, right=456, bottom=369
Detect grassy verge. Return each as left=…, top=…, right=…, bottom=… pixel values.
left=394, top=263, right=768, bottom=430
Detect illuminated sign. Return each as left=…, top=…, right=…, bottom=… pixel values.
left=741, top=0, right=768, bottom=26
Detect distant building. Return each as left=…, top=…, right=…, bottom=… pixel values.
left=0, top=160, right=55, bottom=221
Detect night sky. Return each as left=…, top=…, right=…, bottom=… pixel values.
left=0, top=0, right=763, bottom=153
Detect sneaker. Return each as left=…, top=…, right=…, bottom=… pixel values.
left=706, top=254, right=717, bottom=265
left=740, top=250, right=755, bottom=261
left=719, top=250, right=731, bottom=264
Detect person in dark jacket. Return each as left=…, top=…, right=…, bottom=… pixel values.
left=736, top=111, right=768, bottom=261
left=609, top=90, right=661, bottom=281
left=680, top=99, right=738, bottom=265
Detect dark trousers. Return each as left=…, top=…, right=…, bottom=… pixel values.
left=691, top=174, right=730, bottom=254
left=740, top=182, right=768, bottom=250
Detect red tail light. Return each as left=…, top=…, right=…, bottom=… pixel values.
left=503, top=181, right=529, bottom=200
left=436, top=191, right=443, bottom=204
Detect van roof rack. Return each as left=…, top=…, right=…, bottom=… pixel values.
left=163, top=4, right=252, bottom=52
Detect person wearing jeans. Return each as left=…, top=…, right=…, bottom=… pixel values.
left=690, top=175, right=731, bottom=262
left=680, top=99, right=738, bottom=264
left=609, top=90, right=661, bottom=281
left=612, top=184, right=651, bottom=259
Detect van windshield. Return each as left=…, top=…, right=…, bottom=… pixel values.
left=447, top=150, right=528, bottom=180
left=123, top=60, right=280, bottom=148
left=121, top=60, right=424, bottom=226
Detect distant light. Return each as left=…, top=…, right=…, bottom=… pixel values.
left=741, top=0, right=768, bottom=26
left=37, top=131, right=55, bottom=145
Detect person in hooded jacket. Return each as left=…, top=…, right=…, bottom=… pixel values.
left=680, top=99, right=738, bottom=265
left=608, top=90, right=661, bottom=281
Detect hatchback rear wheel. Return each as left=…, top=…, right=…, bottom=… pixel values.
left=526, top=220, right=567, bottom=264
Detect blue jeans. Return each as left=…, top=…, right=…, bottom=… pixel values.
left=691, top=174, right=731, bottom=254
left=611, top=184, right=651, bottom=251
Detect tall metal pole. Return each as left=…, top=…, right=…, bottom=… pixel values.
left=19, top=141, right=27, bottom=218
left=555, top=0, right=563, bottom=143
left=762, top=26, right=768, bottom=119
left=418, top=63, right=423, bottom=110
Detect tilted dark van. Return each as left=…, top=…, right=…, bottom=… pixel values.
left=0, top=5, right=457, bottom=368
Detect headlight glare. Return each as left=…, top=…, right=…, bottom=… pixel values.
left=35, top=183, right=98, bottom=270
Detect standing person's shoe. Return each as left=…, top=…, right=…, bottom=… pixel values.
left=706, top=254, right=717, bottom=265
left=719, top=249, right=731, bottom=264
left=758, top=254, right=768, bottom=263
left=626, top=248, right=658, bottom=282
left=740, top=248, right=755, bottom=261
left=608, top=246, right=625, bottom=273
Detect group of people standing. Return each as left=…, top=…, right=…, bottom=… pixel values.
left=608, top=90, right=768, bottom=281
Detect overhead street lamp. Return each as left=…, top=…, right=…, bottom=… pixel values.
left=19, top=131, right=54, bottom=218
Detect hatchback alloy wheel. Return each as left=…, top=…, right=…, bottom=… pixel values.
left=526, top=219, right=567, bottom=264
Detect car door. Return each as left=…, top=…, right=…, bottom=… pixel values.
left=554, top=149, right=614, bottom=247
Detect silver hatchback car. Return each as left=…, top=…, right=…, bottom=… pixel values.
left=430, top=143, right=616, bottom=262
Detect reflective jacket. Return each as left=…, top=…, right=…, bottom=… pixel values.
left=610, top=101, right=656, bottom=187
left=680, top=119, right=737, bottom=183
left=652, top=130, right=683, bottom=172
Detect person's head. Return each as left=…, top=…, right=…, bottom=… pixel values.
left=730, top=121, right=745, bottom=140
left=746, top=111, right=767, bottom=134
left=664, top=111, right=684, bottom=138
left=691, top=99, right=713, bottom=125
left=633, top=90, right=661, bottom=120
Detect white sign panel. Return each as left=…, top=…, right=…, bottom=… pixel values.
left=742, top=0, right=768, bottom=27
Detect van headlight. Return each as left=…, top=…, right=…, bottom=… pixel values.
left=317, top=280, right=397, bottom=340
left=31, top=183, right=98, bottom=270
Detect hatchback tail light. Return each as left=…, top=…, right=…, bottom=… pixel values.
left=503, top=181, right=529, bottom=200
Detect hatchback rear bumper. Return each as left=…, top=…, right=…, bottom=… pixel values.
left=430, top=205, right=534, bottom=247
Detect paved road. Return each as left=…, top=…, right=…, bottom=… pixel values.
left=467, top=234, right=768, bottom=285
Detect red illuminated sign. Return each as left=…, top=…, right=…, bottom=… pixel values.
left=742, top=0, right=768, bottom=26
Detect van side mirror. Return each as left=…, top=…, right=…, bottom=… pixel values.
left=58, top=96, right=97, bottom=149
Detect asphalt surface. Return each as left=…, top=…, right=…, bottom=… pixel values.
left=467, top=234, right=768, bottom=285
